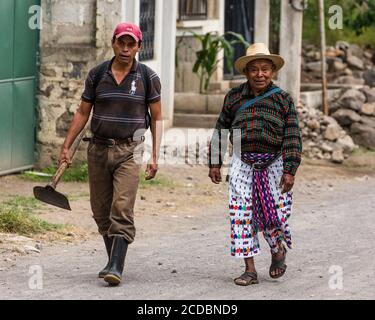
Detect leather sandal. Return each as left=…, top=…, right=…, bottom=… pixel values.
left=234, top=271, right=259, bottom=286
left=269, top=245, right=287, bottom=279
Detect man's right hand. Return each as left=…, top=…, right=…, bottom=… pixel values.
left=58, top=147, right=72, bottom=167
left=209, top=167, right=222, bottom=184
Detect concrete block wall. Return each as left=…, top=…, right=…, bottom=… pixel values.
left=175, top=0, right=224, bottom=93
left=36, top=0, right=121, bottom=167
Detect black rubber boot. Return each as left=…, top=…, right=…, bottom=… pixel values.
left=103, top=236, right=128, bottom=286
left=98, top=235, right=113, bottom=278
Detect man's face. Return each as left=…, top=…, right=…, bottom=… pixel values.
left=112, top=35, right=140, bottom=64
left=245, top=59, right=274, bottom=92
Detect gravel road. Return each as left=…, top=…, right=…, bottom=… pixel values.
left=0, top=159, right=374, bottom=300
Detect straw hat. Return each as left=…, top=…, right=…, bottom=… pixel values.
left=234, top=43, right=285, bottom=74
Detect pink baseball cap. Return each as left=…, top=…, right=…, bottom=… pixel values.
left=113, top=22, right=142, bottom=42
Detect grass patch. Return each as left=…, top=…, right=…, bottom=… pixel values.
left=351, top=147, right=375, bottom=156
left=139, top=171, right=176, bottom=188
left=0, top=196, right=64, bottom=236
left=22, top=163, right=89, bottom=183
left=22, top=163, right=175, bottom=188
left=302, top=0, right=375, bottom=48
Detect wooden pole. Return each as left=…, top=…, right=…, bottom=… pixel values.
left=319, top=0, right=329, bottom=115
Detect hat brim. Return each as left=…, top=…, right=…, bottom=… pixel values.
left=234, top=54, right=285, bottom=74
left=115, top=31, right=140, bottom=42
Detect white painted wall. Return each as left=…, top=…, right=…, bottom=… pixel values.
left=254, top=0, right=270, bottom=46
left=176, top=0, right=225, bottom=83
left=160, top=0, right=177, bottom=126
left=278, top=1, right=303, bottom=103
left=122, top=0, right=176, bottom=126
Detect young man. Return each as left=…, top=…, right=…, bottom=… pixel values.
left=59, top=22, right=162, bottom=286
left=209, top=43, right=302, bottom=285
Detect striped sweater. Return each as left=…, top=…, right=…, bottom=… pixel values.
left=209, top=81, right=302, bottom=176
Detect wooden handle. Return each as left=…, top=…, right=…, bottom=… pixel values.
left=69, top=128, right=87, bottom=159
left=49, top=161, right=69, bottom=189
left=49, top=126, right=89, bottom=189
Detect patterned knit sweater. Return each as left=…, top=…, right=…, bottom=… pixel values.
left=209, top=81, right=302, bottom=176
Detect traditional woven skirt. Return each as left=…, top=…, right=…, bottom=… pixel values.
left=228, top=152, right=293, bottom=258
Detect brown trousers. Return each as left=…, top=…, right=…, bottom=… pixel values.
left=87, top=140, right=143, bottom=243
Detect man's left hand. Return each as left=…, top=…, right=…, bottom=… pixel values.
left=145, top=162, right=158, bottom=180
left=279, top=173, right=294, bottom=193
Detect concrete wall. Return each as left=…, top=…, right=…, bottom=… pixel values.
left=278, top=1, right=303, bottom=103
left=175, top=0, right=273, bottom=93
left=37, top=0, right=176, bottom=167
left=123, top=0, right=177, bottom=127
left=253, top=0, right=270, bottom=46
left=37, top=0, right=102, bottom=167
left=175, top=0, right=224, bottom=93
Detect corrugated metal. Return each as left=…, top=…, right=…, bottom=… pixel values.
left=0, top=0, right=39, bottom=175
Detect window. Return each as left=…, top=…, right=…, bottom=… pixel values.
left=139, top=0, right=155, bottom=61
left=179, top=0, right=208, bottom=21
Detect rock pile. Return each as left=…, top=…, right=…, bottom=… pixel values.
left=297, top=102, right=357, bottom=163
left=302, top=41, right=375, bottom=86
left=330, top=86, right=375, bottom=149
left=302, top=41, right=375, bottom=151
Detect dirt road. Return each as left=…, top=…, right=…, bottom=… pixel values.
left=0, top=155, right=374, bottom=300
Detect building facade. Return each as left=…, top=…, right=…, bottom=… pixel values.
left=0, top=0, right=303, bottom=172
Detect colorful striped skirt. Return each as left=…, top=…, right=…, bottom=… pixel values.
left=228, top=152, right=293, bottom=258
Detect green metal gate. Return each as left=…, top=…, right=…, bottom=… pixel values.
left=0, top=0, right=39, bottom=175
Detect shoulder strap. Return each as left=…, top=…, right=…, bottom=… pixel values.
left=236, top=87, right=282, bottom=114
left=139, top=62, right=152, bottom=129
left=92, top=60, right=111, bottom=96
left=139, top=62, right=151, bottom=102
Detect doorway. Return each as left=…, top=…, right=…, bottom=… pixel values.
left=224, top=0, right=255, bottom=78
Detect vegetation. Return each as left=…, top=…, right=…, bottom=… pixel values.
left=22, top=163, right=173, bottom=188
left=139, top=171, right=176, bottom=188
left=0, top=196, right=64, bottom=235
left=186, top=31, right=249, bottom=93
left=22, top=163, right=89, bottom=182
left=269, top=0, right=281, bottom=54
left=303, top=0, right=375, bottom=47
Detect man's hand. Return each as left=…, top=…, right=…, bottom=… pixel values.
left=58, top=147, right=72, bottom=167
left=209, top=167, right=222, bottom=184
left=145, top=161, right=158, bottom=180
left=279, top=173, right=294, bottom=193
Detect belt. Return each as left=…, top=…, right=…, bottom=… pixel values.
left=242, top=152, right=282, bottom=171
left=83, top=136, right=145, bottom=147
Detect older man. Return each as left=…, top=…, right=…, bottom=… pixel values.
left=209, top=43, right=302, bottom=286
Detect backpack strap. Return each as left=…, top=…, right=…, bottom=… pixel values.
left=92, top=60, right=111, bottom=97
left=139, top=63, right=151, bottom=99
left=139, top=62, right=152, bottom=129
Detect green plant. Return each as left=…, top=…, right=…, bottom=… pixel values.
left=344, top=0, right=375, bottom=36
left=189, top=31, right=249, bottom=93
left=0, top=196, right=64, bottom=235
left=22, top=163, right=89, bottom=182
left=303, top=0, right=375, bottom=47
left=138, top=171, right=175, bottom=188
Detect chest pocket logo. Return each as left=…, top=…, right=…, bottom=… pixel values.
left=129, top=80, right=137, bottom=95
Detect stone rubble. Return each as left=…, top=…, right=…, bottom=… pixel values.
left=302, top=41, right=375, bottom=152
left=297, top=102, right=357, bottom=163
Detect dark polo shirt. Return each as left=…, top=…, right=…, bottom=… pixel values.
left=81, top=58, right=161, bottom=139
